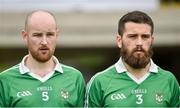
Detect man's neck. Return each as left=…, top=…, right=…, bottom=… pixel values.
left=25, top=55, right=55, bottom=77
left=123, top=61, right=151, bottom=79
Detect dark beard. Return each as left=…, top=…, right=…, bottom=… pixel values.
left=121, top=45, right=153, bottom=69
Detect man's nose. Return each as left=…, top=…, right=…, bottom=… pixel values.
left=41, top=36, right=48, bottom=45
left=136, top=37, right=143, bottom=46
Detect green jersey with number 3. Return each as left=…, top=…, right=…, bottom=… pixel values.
left=0, top=62, right=85, bottom=107
left=85, top=58, right=180, bottom=107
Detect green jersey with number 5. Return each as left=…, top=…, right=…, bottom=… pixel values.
left=0, top=60, right=85, bottom=107
left=85, top=58, right=180, bottom=107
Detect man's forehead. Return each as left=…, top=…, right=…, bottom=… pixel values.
left=27, top=12, right=56, bottom=29
left=30, top=12, right=54, bottom=22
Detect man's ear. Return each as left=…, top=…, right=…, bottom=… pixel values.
left=21, top=30, right=28, bottom=42
left=56, top=28, right=60, bottom=38
left=151, top=35, right=154, bottom=44
left=116, top=35, right=122, bottom=48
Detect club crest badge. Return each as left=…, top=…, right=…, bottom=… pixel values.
left=60, top=89, right=69, bottom=99
left=155, top=92, right=164, bottom=104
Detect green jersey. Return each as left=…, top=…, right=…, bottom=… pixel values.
left=85, top=58, right=180, bottom=107
left=0, top=56, right=85, bottom=107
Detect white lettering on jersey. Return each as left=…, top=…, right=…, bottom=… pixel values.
left=131, top=88, right=147, bottom=94
left=111, top=93, right=126, bottom=100
left=131, top=88, right=147, bottom=105
left=37, top=86, right=52, bottom=91
left=17, top=90, right=32, bottom=98
left=136, top=94, right=143, bottom=104
left=42, top=91, right=49, bottom=101
left=37, top=86, right=52, bottom=101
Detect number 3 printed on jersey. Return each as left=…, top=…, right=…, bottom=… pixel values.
left=136, top=94, right=143, bottom=104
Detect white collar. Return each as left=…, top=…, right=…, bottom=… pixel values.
left=19, top=55, right=63, bottom=74
left=115, top=57, right=158, bottom=84
left=115, top=57, right=158, bottom=74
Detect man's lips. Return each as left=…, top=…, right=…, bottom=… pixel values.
left=39, top=47, right=49, bottom=50
left=135, top=50, right=144, bottom=52
left=40, top=48, right=48, bottom=50
left=39, top=48, right=49, bottom=53
left=133, top=50, right=145, bottom=55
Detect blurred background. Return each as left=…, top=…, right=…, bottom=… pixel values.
left=0, top=0, right=180, bottom=83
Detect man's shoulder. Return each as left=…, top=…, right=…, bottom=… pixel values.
left=90, top=65, right=116, bottom=82
left=87, top=65, right=117, bottom=91
left=157, top=67, right=177, bottom=80
left=0, top=64, right=19, bottom=76
left=61, top=64, right=82, bottom=75
left=0, top=64, right=20, bottom=80
left=158, top=67, right=174, bottom=75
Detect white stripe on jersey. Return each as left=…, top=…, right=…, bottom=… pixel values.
left=84, top=65, right=114, bottom=108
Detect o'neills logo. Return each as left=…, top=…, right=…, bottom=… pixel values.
left=111, top=93, right=126, bottom=100
left=17, top=90, right=32, bottom=98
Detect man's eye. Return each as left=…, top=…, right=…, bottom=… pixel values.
left=142, top=35, right=151, bottom=38
left=129, top=35, right=137, bottom=38
left=47, top=33, right=54, bottom=36
left=33, top=34, right=42, bottom=37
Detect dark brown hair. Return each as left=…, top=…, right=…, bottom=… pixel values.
left=118, top=11, right=154, bottom=36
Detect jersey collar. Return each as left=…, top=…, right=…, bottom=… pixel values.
left=115, top=57, right=158, bottom=74
left=19, top=55, right=63, bottom=74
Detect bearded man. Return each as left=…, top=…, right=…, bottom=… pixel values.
left=0, top=10, right=85, bottom=107
left=85, top=11, right=180, bottom=107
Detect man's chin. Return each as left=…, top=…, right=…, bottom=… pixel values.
left=37, top=58, right=51, bottom=63
left=133, top=54, right=145, bottom=60
left=35, top=55, right=52, bottom=63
